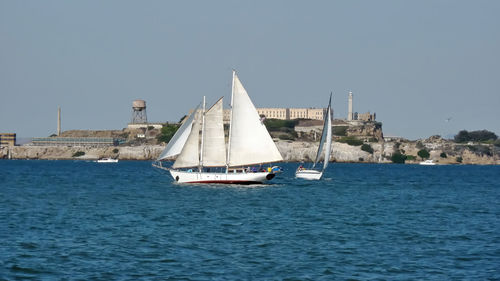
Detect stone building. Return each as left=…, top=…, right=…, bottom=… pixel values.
left=256, top=108, right=289, bottom=120
left=0, top=133, right=16, bottom=147
left=222, top=107, right=325, bottom=123
left=355, top=112, right=376, bottom=122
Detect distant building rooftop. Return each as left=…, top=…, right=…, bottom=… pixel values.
left=127, top=123, right=163, bottom=130
left=32, top=137, right=125, bottom=147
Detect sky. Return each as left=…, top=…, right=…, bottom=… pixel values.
left=1, top=0, right=499, bottom=140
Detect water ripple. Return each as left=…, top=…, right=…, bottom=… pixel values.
left=0, top=161, right=499, bottom=279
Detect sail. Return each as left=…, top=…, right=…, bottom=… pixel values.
left=313, top=94, right=332, bottom=169
left=172, top=109, right=201, bottom=168
left=322, top=99, right=332, bottom=171
left=227, top=71, right=283, bottom=167
left=202, top=97, right=226, bottom=166
left=157, top=104, right=200, bottom=161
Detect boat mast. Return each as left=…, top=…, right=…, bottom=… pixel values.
left=199, top=96, right=206, bottom=171
left=226, top=70, right=236, bottom=173
left=322, top=92, right=333, bottom=171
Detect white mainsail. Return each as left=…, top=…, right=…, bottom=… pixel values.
left=312, top=94, right=332, bottom=170
left=322, top=98, right=332, bottom=171
left=157, top=104, right=200, bottom=161
left=227, top=71, right=283, bottom=167
left=202, top=97, right=226, bottom=167
left=172, top=109, right=201, bottom=168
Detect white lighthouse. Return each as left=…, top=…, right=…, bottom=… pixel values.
left=347, top=91, right=353, bottom=121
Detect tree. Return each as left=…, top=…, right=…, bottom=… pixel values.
left=469, top=130, right=497, bottom=141
left=72, top=151, right=85, bottom=157
left=391, top=152, right=406, bottom=164
left=157, top=124, right=180, bottom=143
left=440, top=152, right=447, bottom=158
left=454, top=129, right=498, bottom=143
left=361, top=144, right=374, bottom=154
left=454, top=130, right=470, bottom=143
left=417, top=149, right=430, bottom=160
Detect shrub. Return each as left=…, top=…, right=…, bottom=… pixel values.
left=338, top=136, right=363, bottom=146
left=113, top=148, right=119, bottom=154
left=391, top=152, right=406, bottom=164
left=72, top=151, right=85, bottom=157
left=333, top=126, right=348, bottom=136
left=417, top=149, right=430, bottom=160
left=456, top=156, right=463, bottom=163
left=406, top=155, right=416, bottom=161
left=467, top=145, right=491, bottom=156
left=358, top=157, right=364, bottom=162
left=440, top=152, right=447, bottom=158
left=157, top=124, right=180, bottom=143
left=119, top=132, right=129, bottom=139
left=361, top=144, right=374, bottom=154
left=264, top=119, right=297, bottom=131
left=278, top=134, right=295, bottom=141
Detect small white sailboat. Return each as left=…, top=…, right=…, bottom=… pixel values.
left=295, top=93, right=333, bottom=180
left=153, top=70, right=283, bottom=184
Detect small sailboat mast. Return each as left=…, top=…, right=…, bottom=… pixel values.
left=296, top=93, right=333, bottom=180
left=322, top=93, right=333, bottom=171
left=199, top=96, right=206, bottom=170
left=312, top=93, right=332, bottom=169
left=226, top=70, right=236, bottom=172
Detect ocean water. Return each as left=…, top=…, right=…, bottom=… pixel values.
left=0, top=160, right=499, bottom=280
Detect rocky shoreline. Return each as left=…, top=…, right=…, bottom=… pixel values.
left=2, top=137, right=499, bottom=165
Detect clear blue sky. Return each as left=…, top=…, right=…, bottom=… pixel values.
left=1, top=0, right=499, bottom=140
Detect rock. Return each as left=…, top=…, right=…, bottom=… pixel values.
left=1, top=139, right=499, bottom=165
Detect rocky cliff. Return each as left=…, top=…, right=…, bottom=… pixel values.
left=0, top=145, right=164, bottom=161
left=2, top=137, right=498, bottom=164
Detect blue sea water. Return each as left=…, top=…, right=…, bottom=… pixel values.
left=0, top=160, right=499, bottom=280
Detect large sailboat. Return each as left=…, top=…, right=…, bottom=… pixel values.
left=153, top=70, right=283, bottom=184
left=295, top=93, right=333, bottom=180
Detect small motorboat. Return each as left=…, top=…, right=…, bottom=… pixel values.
left=96, top=158, right=118, bottom=163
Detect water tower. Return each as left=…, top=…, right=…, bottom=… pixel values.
left=131, top=100, right=147, bottom=124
